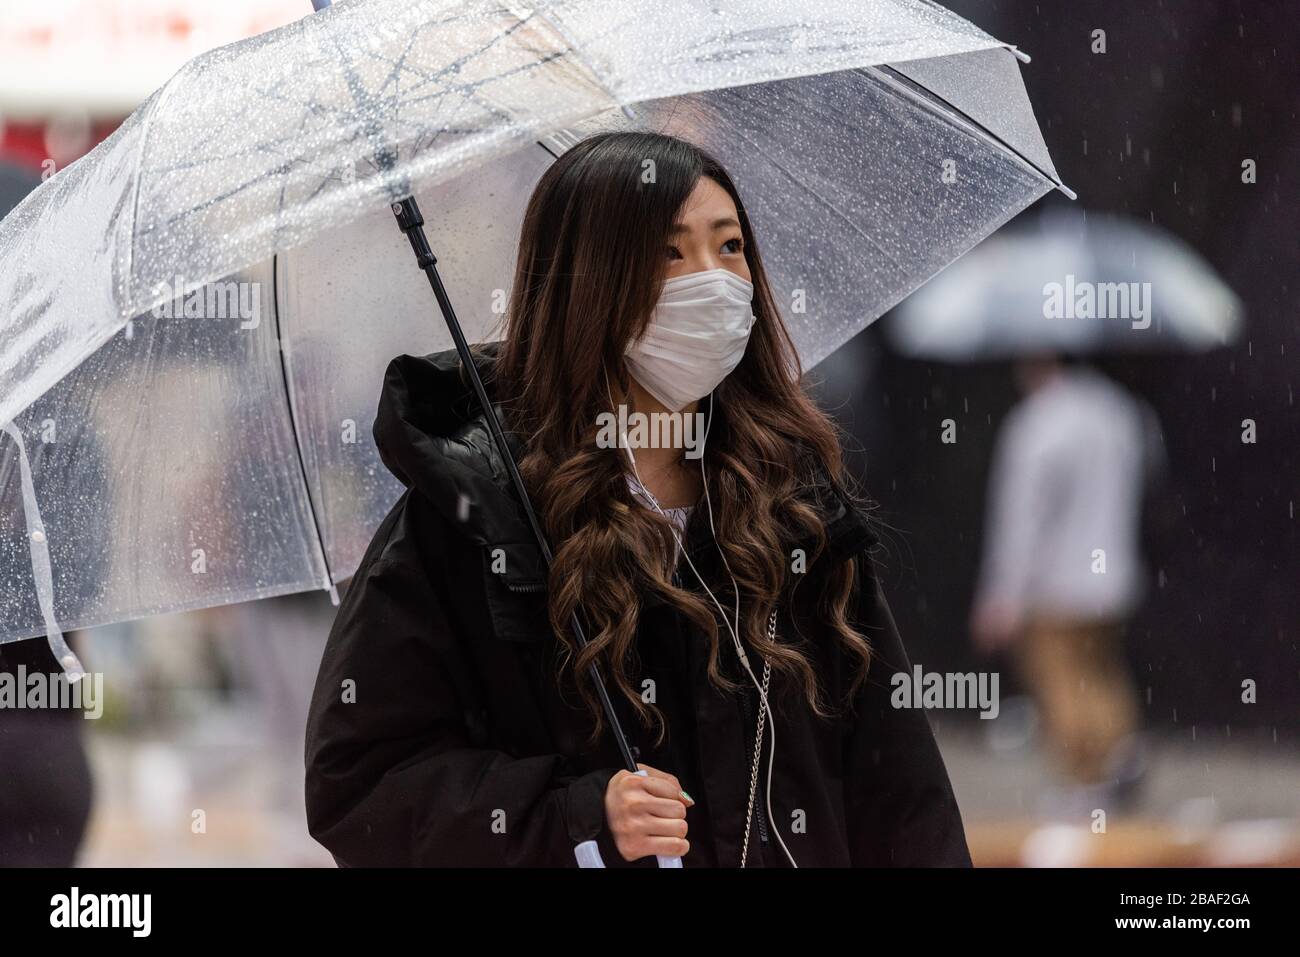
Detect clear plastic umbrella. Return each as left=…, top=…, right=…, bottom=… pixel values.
left=1, top=0, right=1072, bottom=870
left=889, top=207, right=1244, bottom=360
left=0, top=0, right=1069, bottom=657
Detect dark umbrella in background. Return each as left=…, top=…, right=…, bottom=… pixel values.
left=889, top=207, right=1244, bottom=360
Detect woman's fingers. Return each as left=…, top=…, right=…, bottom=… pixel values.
left=606, top=765, right=693, bottom=861
left=620, top=831, right=689, bottom=860
left=635, top=762, right=679, bottom=785
left=636, top=763, right=694, bottom=805
left=635, top=812, right=690, bottom=838
left=635, top=775, right=687, bottom=804
left=643, top=836, right=690, bottom=858
left=630, top=793, right=688, bottom=821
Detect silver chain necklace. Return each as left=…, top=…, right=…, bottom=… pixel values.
left=739, top=607, right=776, bottom=868
left=625, top=462, right=777, bottom=867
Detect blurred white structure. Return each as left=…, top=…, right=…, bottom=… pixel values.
left=0, top=0, right=305, bottom=118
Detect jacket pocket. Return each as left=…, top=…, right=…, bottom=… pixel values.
left=481, top=541, right=550, bottom=643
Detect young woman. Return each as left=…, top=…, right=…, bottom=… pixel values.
left=304, top=131, right=971, bottom=867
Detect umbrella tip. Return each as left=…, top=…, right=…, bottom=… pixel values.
left=1007, top=45, right=1032, bottom=64
left=1056, top=182, right=1080, bottom=201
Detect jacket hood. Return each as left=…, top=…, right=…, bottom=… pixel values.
left=373, top=341, right=877, bottom=561
left=374, top=341, right=535, bottom=546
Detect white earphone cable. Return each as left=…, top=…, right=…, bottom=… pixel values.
left=605, top=370, right=797, bottom=867
left=696, top=393, right=797, bottom=868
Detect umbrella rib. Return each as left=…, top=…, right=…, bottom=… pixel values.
left=319, top=25, right=548, bottom=192
left=140, top=92, right=355, bottom=177
left=138, top=150, right=317, bottom=238
left=373, top=26, right=426, bottom=99
left=140, top=40, right=422, bottom=236
left=872, top=64, right=1071, bottom=196
left=367, top=8, right=549, bottom=104
left=720, top=111, right=908, bottom=277
left=269, top=253, right=335, bottom=594
left=397, top=52, right=575, bottom=156
left=137, top=10, right=587, bottom=242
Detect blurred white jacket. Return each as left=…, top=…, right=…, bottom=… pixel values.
left=975, top=366, right=1163, bottom=623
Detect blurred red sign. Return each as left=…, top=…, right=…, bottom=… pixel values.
left=0, top=0, right=308, bottom=118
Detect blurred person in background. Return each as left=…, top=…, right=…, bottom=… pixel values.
left=970, top=354, right=1163, bottom=813
left=221, top=593, right=334, bottom=861
left=0, top=636, right=94, bottom=866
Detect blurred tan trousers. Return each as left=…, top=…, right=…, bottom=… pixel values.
left=1014, top=618, right=1141, bottom=784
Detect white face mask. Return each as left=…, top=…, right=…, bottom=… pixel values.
left=623, top=267, right=756, bottom=412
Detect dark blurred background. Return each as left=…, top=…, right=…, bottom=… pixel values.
left=817, top=0, right=1298, bottom=740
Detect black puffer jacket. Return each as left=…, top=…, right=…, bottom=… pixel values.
left=304, top=343, right=971, bottom=867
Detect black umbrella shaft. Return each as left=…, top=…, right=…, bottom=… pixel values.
left=391, top=196, right=638, bottom=774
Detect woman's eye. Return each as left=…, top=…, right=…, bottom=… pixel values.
left=722, top=237, right=744, bottom=254
left=666, top=245, right=682, bottom=260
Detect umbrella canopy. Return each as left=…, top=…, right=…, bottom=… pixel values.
left=0, top=162, right=84, bottom=672
left=0, top=0, right=1068, bottom=644
left=888, top=207, right=1244, bottom=361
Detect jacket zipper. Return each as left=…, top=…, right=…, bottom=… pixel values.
left=504, top=580, right=547, bottom=594
left=677, top=564, right=769, bottom=847
left=739, top=683, right=770, bottom=845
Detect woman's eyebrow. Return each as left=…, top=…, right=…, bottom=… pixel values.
left=669, top=216, right=741, bottom=234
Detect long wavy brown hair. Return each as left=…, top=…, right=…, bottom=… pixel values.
left=491, top=131, right=874, bottom=746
